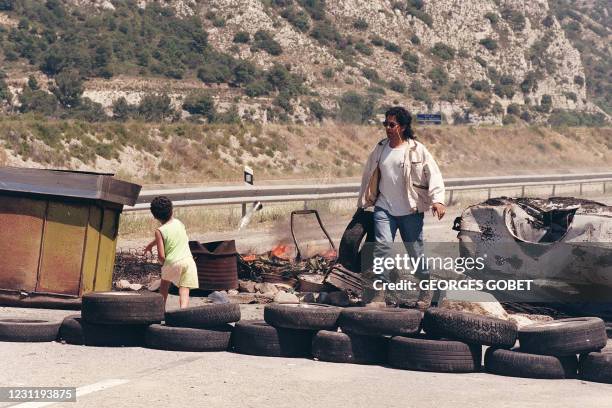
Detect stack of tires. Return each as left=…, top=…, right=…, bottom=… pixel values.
left=145, top=303, right=241, bottom=352
left=59, top=292, right=164, bottom=347
left=230, top=304, right=339, bottom=358
left=498, top=317, right=608, bottom=382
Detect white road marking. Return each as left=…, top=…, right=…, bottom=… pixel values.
left=8, top=379, right=129, bottom=408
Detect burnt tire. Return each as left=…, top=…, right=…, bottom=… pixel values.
left=580, top=350, right=612, bottom=384
left=231, top=320, right=314, bottom=357
left=145, top=324, right=232, bottom=352
left=264, top=303, right=341, bottom=330
left=59, top=315, right=147, bottom=347
left=338, top=209, right=374, bottom=272
left=519, top=317, right=607, bottom=356
left=165, top=304, right=241, bottom=329
left=485, top=348, right=578, bottom=379
left=423, top=308, right=517, bottom=348
left=0, top=318, right=61, bottom=342
left=388, top=336, right=482, bottom=373
left=338, top=307, right=422, bottom=336
left=82, top=292, right=164, bottom=325
left=312, top=330, right=387, bottom=365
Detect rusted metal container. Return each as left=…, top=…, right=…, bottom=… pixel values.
left=0, top=167, right=141, bottom=308
left=189, top=240, right=239, bottom=290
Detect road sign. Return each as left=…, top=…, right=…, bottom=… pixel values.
left=416, top=113, right=442, bottom=125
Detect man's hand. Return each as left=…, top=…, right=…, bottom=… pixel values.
left=432, top=202, right=446, bottom=220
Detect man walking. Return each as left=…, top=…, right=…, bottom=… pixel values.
left=357, top=106, right=446, bottom=309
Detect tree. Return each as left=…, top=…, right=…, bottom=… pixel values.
left=137, top=94, right=175, bottom=121
left=182, top=92, right=216, bottom=121
left=52, top=69, right=83, bottom=108
left=112, top=97, right=133, bottom=121
left=428, top=67, right=448, bottom=89
left=338, top=91, right=375, bottom=123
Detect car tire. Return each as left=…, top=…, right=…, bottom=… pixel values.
left=264, top=303, right=341, bottom=330
left=59, top=315, right=147, bottom=347
left=485, top=348, right=578, bottom=379
left=231, top=320, right=314, bottom=357
left=519, top=317, right=607, bottom=356
left=337, top=209, right=374, bottom=272
left=579, top=350, right=612, bottom=384
left=82, top=292, right=164, bottom=325
left=145, top=324, right=232, bottom=352
left=312, top=330, right=387, bottom=365
left=165, top=304, right=241, bottom=329
left=0, top=318, right=61, bottom=342
left=423, top=308, right=517, bottom=348
left=338, top=307, right=422, bottom=336
left=388, top=336, right=482, bottom=373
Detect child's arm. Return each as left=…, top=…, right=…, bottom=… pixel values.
left=155, top=229, right=165, bottom=264
left=144, top=239, right=156, bottom=255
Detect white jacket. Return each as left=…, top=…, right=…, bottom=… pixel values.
left=357, top=138, right=445, bottom=212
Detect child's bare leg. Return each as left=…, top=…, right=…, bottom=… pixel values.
left=160, top=279, right=171, bottom=306
left=179, top=287, right=190, bottom=308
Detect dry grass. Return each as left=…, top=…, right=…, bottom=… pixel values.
left=1, top=119, right=610, bottom=185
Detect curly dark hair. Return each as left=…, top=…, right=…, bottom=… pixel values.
left=385, top=106, right=415, bottom=140
left=150, top=196, right=173, bottom=222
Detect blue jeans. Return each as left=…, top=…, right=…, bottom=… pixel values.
left=373, top=206, right=429, bottom=282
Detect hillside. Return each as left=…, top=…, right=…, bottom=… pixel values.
left=0, top=0, right=610, bottom=126
left=0, top=119, right=610, bottom=184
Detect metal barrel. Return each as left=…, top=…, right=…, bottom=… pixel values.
left=189, top=240, right=239, bottom=290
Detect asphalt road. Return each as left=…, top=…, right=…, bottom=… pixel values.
left=0, top=301, right=611, bottom=408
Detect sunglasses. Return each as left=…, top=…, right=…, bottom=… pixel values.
left=382, top=121, right=398, bottom=128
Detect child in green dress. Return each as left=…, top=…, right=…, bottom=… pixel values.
left=144, top=196, right=199, bottom=309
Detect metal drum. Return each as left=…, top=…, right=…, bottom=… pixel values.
left=189, top=240, right=239, bottom=290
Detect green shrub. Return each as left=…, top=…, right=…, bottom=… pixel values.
left=406, top=1, right=432, bottom=27
left=233, top=31, right=251, bottom=43
left=112, top=97, right=133, bottom=121
left=384, top=41, right=401, bottom=54
left=338, top=91, right=376, bottom=123
left=547, top=110, right=606, bottom=127
left=466, top=91, right=490, bottom=109
left=51, top=69, right=83, bottom=108
left=310, top=21, right=342, bottom=46
left=370, top=35, right=384, bottom=47
left=507, top=103, right=521, bottom=115
left=68, top=98, right=107, bottom=122
left=410, top=34, right=421, bottom=45
left=353, top=17, right=368, bottom=30
left=537, top=94, right=553, bottom=113
left=502, top=115, right=517, bottom=125
left=183, top=92, right=216, bottom=121
left=427, top=67, right=448, bottom=89
left=401, top=51, right=419, bottom=73
left=409, top=80, right=430, bottom=103
left=520, top=71, right=538, bottom=94
left=308, top=100, right=326, bottom=121
left=484, top=12, right=499, bottom=24
left=297, top=0, right=326, bottom=20
left=137, top=94, right=175, bottom=121
left=361, top=68, right=380, bottom=83
left=355, top=41, right=373, bottom=56
left=18, top=89, right=59, bottom=115
left=573, top=75, right=584, bottom=87
left=564, top=92, right=578, bottom=102
left=431, top=42, right=455, bottom=60
left=470, top=80, right=490, bottom=92
left=502, top=7, right=526, bottom=31
left=281, top=7, right=310, bottom=32
left=479, top=37, right=498, bottom=52
left=252, top=30, right=283, bottom=55
left=322, top=67, right=334, bottom=78
left=389, top=79, right=406, bottom=93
